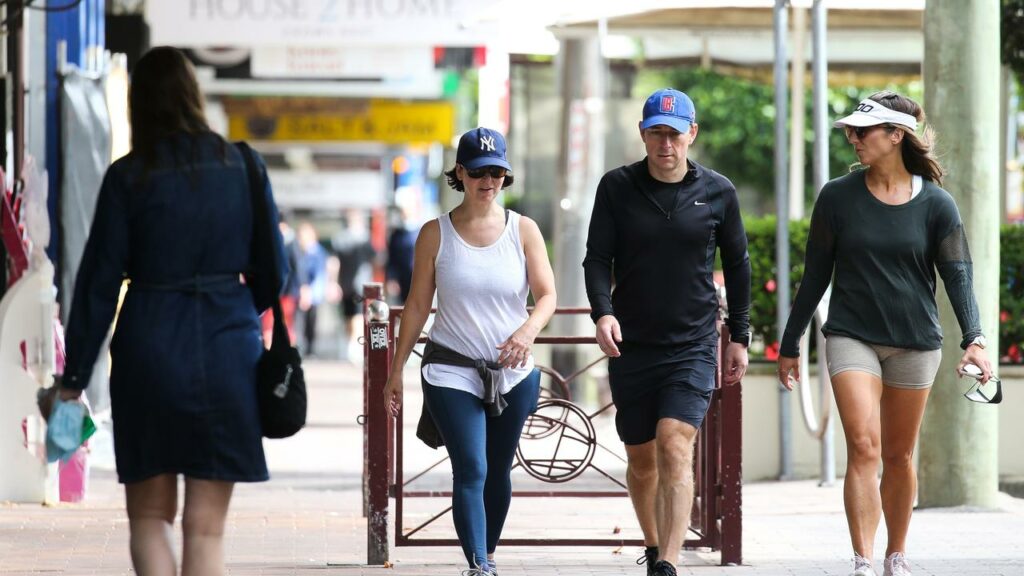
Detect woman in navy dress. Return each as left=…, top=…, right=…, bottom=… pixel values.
left=59, top=46, right=287, bottom=575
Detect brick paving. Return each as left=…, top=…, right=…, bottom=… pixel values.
left=2, top=359, right=1023, bottom=575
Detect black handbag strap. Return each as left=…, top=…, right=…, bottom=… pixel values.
left=236, top=142, right=290, bottom=352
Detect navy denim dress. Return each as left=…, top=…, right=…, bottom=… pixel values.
left=63, top=132, right=288, bottom=484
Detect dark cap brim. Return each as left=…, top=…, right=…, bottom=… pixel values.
left=462, top=157, right=512, bottom=170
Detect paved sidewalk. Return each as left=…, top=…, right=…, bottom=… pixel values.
left=2, top=359, right=1023, bottom=575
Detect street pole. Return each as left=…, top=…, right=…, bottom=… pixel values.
left=810, top=0, right=835, bottom=487
left=789, top=5, right=806, bottom=220
left=553, top=33, right=605, bottom=398
left=919, top=0, right=1000, bottom=508
left=773, top=0, right=793, bottom=481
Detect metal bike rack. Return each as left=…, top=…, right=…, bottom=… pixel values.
left=361, top=283, right=743, bottom=566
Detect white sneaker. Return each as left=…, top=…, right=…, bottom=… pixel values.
left=883, top=552, right=912, bottom=576
left=851, top=554, right=878, bottom=576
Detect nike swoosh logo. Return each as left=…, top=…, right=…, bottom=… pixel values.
left=694, top=201, right=706, bottom=206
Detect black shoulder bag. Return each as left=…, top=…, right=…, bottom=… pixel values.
left=237, top=142, right=307, bottom=439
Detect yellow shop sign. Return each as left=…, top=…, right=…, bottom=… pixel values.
left=228, top=100, right=454, bottom=144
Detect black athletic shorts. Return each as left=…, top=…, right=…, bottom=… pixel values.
left=607, top=338, right=718, bottom=445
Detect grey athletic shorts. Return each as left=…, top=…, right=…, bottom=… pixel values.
left=825, top=335, right=942, bottom=389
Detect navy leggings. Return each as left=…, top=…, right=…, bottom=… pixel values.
left=421, top=369, right=540, bottom=570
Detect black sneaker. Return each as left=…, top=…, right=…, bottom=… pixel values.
left=652, top=560, right=678, bottom=576
left=636, top=546, right=658, bottom=576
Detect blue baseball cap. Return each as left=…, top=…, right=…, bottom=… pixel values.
left=641, top=88, right=696, bottom=133
left=456, top=127, right=513, bottom=171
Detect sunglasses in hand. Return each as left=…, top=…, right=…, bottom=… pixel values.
left=959, top=364, right=1002, bottom=404
left=465, top=166, right=508, bottom=179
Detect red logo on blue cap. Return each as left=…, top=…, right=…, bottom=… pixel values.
left=660, top=95, right=675, bottom=114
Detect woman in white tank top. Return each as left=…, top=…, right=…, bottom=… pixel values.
left=383, top=128, right=557, bottom=575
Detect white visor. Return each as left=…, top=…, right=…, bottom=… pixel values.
left=833, top=99, right=918, bottom=132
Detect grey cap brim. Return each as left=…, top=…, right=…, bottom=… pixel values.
left=462, top=156, right=512, bottom=171
left=641, top=115, right=692, bottom=133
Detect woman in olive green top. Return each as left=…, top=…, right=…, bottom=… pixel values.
left=777, top=91, right=993, bottom=576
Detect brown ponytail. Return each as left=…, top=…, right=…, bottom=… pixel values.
left=868, top=90, right=945, bottom=185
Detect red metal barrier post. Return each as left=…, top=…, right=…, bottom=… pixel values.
left=363, top=283, right=393, bottom=564
left=718, top=324, right=743, bottom=565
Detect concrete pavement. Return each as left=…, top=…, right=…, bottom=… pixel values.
left=1, top=359, right=1022, bottom=575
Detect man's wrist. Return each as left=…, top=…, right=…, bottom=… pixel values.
left=729, top=331, right=752, bottom=348
left=592, top=311, right=615, bottom=324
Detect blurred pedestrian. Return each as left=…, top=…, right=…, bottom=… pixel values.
left=296, top=220, right=327, bottom=357
left=386, top=204, right=417, bottom=304
left=58, top=46, right=287, bottom=576
left=583, top=89, right=752, bottom=576
left=778, top=90, right=992, bottom=576
left=331, top=209, right=375, bottom=362
left=383, top=127, right=556, bottom=575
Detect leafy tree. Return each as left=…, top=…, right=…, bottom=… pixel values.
left=1004, top=0, right=1024, bottom=78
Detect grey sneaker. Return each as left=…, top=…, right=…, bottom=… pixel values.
left=851, top=554, right=878, bottom=576
left=883, top=552, right=911, bottom=576
left=636, top=546, right=658, bottom=576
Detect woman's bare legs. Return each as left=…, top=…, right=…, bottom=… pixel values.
left=125, top=474, right=178, bottom=576
left=832, top=371, right=884, bottom=560
left=879, top=385, right=930, bottom=557
left=181, top=478, right=234, bottom=576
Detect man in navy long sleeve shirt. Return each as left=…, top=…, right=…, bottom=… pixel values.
left=582, top=89, right=751, bottom=576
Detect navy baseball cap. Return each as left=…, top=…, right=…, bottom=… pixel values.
left=641, top=88, right=696, bottom=133
left=456, top=127, right=512, bottom=171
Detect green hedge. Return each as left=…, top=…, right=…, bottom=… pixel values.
left=1001, top=225, right=1024, bottom=362
left=744, top=217, right=1023, bottom=362
left=743, top=216, right=808, bottom=358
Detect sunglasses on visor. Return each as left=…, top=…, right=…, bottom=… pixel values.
left=464, top=166, right=508, bottom=179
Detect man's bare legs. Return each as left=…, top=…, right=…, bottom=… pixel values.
left=624, top=441, right=659, bottom=548
left=654, top=418, right=699, bottom=568
left=623, top=418, right=700, bottom=570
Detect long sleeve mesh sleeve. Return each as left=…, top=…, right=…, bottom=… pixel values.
left=780, top=192, right=836, bottom=357
left=935, top=221, right=982, bottom=348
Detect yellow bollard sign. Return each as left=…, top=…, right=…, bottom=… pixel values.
left=227, top=98, right=454, bottom=144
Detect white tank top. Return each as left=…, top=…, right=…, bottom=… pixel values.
left=422, top=210, right=534, bottom=397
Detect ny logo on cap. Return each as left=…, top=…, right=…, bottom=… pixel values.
left=660, top=95, right=675, bottom=113
left=480, top=135, right=496, bottom=152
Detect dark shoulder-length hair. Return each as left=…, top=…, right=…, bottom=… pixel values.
left=443, top=165, right=515, bottom=192
left=129, top=46, right=220, bottom=173
left=867, top=90, right=945, bottom=185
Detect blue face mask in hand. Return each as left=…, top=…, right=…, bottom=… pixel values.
left=45, top=399, right=91, bottom=463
